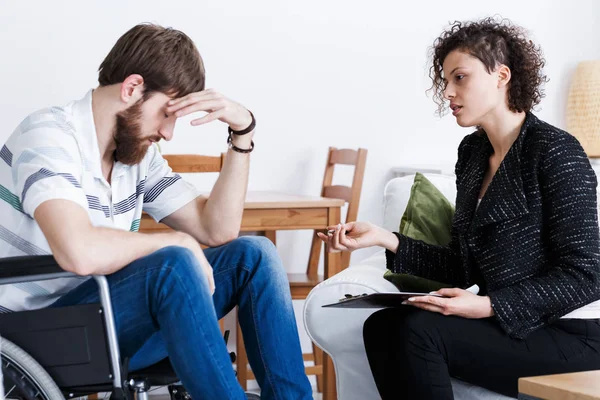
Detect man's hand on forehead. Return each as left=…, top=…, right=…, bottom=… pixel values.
left=166, top=89, right=252, bottom=131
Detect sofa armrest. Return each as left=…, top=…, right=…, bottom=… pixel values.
left=310, top=250, right=398, bottom=297
left=304, top=251, right=518, bottom=400
left=303, top=250, right=398, bottom=400
left=0, top=255, right=73, bottom=284
left=304, top=250, right=397, bottom=343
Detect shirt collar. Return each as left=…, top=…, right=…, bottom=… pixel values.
left=72, top=89, right=131, bottom=182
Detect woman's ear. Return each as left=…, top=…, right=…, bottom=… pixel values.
left=497, top=64, right=511, bottom=88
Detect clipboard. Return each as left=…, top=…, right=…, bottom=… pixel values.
left=322, top=292, right=444, bottom=308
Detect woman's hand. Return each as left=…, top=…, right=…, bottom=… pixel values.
left=405, top=288, right=494, bottom=319
left=316, top=221, right=398, bottom=252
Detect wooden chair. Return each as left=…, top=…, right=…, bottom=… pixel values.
left=137, top=153, right=291, bottom=391
left=138, top=153, right=225, bottom=237
left=139, top=149, right=368, bottom=393
left=137, top=152, right=302, bottom=391
left=238, top=147, right=368, bottom=392
left=138, top=154, right=226, bottom=321
left=161, top=153, right=226, bottom=173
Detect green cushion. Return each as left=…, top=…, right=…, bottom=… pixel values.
left=383, top=172, right=455, bottom=292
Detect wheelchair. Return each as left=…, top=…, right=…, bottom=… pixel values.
left=0, top=255, right=259, bottom=400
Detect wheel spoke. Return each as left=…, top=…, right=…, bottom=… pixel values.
left=2, top=358, right=51, bottom=399
left=5, top=384, right=16, bottom=397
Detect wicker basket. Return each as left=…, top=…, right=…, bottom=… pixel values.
left=567, top=60, right=600, bottom=158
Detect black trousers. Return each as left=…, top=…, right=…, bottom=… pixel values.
left=363, top=307, right=600, bottom=399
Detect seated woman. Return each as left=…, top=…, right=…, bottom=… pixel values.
left=318, top=17, right=600, bottom=399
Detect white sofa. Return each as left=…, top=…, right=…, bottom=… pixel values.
left=303, top=173, right=516, bottom=400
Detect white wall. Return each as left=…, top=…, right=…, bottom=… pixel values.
left=2, top=1, right=600, bottom=270
left=1, top=0, right=599, bottom=389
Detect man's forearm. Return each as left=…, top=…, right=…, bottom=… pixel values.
left=66, top=227, right=189, bottom=276
left=199, top=133, right=253, bottom=242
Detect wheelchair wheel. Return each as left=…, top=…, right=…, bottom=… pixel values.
left=1, top=338, right=64, bottom=400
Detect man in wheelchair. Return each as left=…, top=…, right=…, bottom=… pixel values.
left=0, top=24, right=312, bottom=400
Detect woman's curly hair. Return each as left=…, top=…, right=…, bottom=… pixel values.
left=428, top=17, right=548, bottom=116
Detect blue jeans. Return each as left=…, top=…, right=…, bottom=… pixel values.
left=50, top=236, right=312, bottom=400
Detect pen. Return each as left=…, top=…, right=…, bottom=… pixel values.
left=327, top=229, right=350, bottom=235
left=465, top=284, right=480, bottom=295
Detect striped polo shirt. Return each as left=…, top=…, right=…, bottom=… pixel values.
left=0, top=90, right=199, bottom=312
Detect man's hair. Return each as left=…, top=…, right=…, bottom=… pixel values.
left=429, top=16, right=548, bottom=116
left=98, top=23, right=205, bottom=99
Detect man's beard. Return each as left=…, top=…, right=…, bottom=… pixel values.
left=113, top=100, right=152, bottom=165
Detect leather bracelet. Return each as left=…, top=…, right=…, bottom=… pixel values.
left=228, top=110, right=256, bottom=136
left=227, top=134, right=254, bottom=153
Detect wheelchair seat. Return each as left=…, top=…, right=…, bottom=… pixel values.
left=130, top=357, right=179, bottom=387
left=0, top=255, right=238, bottom=400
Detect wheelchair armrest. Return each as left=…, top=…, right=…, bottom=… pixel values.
left=0, top=255, right=125, bottom=389
left=0, top=255, right=74, bottom=284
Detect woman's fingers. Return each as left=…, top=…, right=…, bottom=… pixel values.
left=317, top=230, right=346, bottom=252
left=316, top=232, right=329, bottom=242
left=407, top=296, right=451, bottom=315
left=331, top=224, right=342, bottom=249
left=338, top=224, right=351, bottom=248
left=436, top=288, right=465, bottom=297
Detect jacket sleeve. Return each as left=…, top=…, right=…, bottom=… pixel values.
left=385, top=233, right=464, bottom=285
left=489, top=133, right=600, bottom=339
left=385, top=135, right=474, bottom=286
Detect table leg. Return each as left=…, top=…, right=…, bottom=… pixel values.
left=325, top=206, right=342, bottom=278
left=264, top=230, right=276, bottom=245
left=322, top=353, right=337, bottom=400
left=322, top=206, right=341, bottom=399
left=236, top=308, right=248, bottom=390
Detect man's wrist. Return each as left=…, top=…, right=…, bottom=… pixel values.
left=165, top=231, right=192, bottom=248
left=228, top=110, right=253, bottom=132
left=230, top=132, right=254, bottom=148
left=228, top=132, right=255, bottom=154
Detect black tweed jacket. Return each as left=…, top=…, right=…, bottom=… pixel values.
left=386, top=112, right=600, bottom=339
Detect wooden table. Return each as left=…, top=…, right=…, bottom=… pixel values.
left=140, top=190, right=343, bottom=400
left=241, top=191, right=342, bottom=400
left=140, top=190, right=344, bottom=277
left=519, top=370, right=600, bottom=399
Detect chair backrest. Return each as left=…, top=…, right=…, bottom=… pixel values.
left=164, top=154, right=225, bottom=173
left=138, top=154, right=225, bottom=234
left=321, top=147, right=368, bottom=225
left=307, top=147, right=368, bottom=276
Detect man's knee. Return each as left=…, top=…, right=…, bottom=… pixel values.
left=228, top=236, right=279, bottom=265
left=144, top=245, right=209, bottom=289
left=151, top=245, right=199, bottom=269
left=229, top=236, right=277, bottom=255
left=226, top=236, right=288, bottom=283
